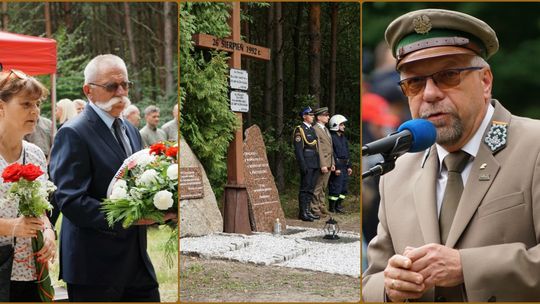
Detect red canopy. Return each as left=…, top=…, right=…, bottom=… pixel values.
left=0, top=31, right=56, bottom=75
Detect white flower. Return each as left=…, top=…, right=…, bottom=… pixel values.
left=153, top=190, right=173, bottom=210
left=129, top=188, right=143, bottom=200
left=110, top=187, right=128, bottom=199
left=136, top=152, right=155, bottom=168
left=136, top=169, right=159, bottom=186
left=166, top=164, right=178, bottom=180
left=114, top=179, right=128, bottom=190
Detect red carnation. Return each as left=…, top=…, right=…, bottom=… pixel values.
left=20, top=164, right=43, bottom=181
left=149, top=142, right=166, bottom=155
left=2, top=163, right=23, bottom=183
left=165, top=146, right=178, bottom=159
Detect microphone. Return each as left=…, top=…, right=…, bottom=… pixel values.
left=362, top=119, right=437, bottom=157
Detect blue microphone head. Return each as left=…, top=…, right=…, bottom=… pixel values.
left=397, top=119, right=437, bottom=152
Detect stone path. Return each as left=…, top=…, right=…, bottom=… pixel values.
left=180, top=225, right=361, bottom=277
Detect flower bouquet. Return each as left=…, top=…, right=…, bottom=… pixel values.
left=2, top=163, right=56, bottom=302
left=101, top=142, right=178, bottom=266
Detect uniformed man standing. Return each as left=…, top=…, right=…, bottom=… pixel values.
left=311, top=107, right=334, bottom=217
left=293, top=106, right=320, bottom=222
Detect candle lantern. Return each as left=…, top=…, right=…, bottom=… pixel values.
left=323, top=217, right=340, bottom=240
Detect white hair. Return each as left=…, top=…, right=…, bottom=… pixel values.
left=72, top=98, right=87, bottom=107
left=57, top=98, right=78, bottom=124
left=123, top=104, right=139, bottom=117
left=84, top=54, right=128, bottom=84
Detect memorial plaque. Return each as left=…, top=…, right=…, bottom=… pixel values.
left=230, top=68, right=248, bottom=90
left=243, top=125, right=286, bottom=232
left=230, top=91, right=249, bottom=113
left=180, top=167, right=204, bottom=200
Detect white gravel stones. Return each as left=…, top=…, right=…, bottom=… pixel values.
left=180, top=225, right=361, bottom=277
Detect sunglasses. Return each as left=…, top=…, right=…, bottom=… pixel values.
left=89, top=81, right=132, bottom=92
left=0, top=69, right=29, bottom=90
left=398, top=66, right=483, bottom=97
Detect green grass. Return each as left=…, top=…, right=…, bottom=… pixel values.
left=50, top=217, right=178, bottom=302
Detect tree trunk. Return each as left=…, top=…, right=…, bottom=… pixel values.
left=242, top=3, right=252, bottom=127
left=264, top=4, right=274, bottom=131
left=274, top=2, right=285, bottom=192
left=329, top=3, right=338, bottom=114
left=293, top=2, right=303, bottom=100
left=44, top=2, right=52, bottom=37
left=308, top=3, right=321, bottom=106
left=63, top=2, right=72, bottom=31
left=2, top=2, right=8, bottom=30
left=163, top=2, right=174, bottom=97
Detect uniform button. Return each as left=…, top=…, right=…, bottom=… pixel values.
left=435, top=296, right=446, bottom=302
left=488, top=296, right=496, bottom=302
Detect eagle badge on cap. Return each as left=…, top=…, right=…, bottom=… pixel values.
left=484, top=121, right=507, bottom=153
left=413, top=15, right=432, bottom=34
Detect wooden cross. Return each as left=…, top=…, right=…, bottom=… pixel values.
left=192, top=2, right=271, bottom=234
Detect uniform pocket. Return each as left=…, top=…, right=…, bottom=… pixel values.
left=477, top=191, right=524, bottom=218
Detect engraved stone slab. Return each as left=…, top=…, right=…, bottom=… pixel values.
left=243, top=125, right=286, bottom=232
left=180, top=137, right=223, bottom=237
left=180, top=167, right=204, bottom=199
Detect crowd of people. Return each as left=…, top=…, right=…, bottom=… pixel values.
left=293, top=106, right=352, bottom=222
left=23, top=89, right=178, bottom=163
left=0, top=54, right=178, bottom=302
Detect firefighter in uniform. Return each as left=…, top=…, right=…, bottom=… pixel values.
left=328, top=114, right=352, bottom=213
left=293, top=106, right=320, bottom=221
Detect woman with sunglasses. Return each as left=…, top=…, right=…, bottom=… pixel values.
left=0, top=69, right=56, bottom=302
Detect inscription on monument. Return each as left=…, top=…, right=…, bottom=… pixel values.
left=243, top=125, right=286, bottom=232
left=180, top=167, right=204, bottom=200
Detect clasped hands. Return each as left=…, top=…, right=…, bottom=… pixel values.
left=384, top=243, right=464, bottom=302
left=135, top=212, right=178, bottom=226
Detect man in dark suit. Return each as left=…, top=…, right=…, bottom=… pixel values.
left=49, top=54, right=159, bottom=302
left=293, top=106, right=320, bottom=222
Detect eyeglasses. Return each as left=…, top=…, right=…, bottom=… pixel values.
left=398, top=67, right=483, bottom=97
left=0, top=69, right=29, bottom=91
left=88, top=81, right=132, bottom=92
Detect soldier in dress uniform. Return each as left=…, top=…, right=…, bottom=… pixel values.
left=293, top=106, right=320, bottom=222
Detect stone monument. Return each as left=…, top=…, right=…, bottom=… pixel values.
left=243, top=125, right=286, bottom=232
left=180, top=137, right=223, bottom=237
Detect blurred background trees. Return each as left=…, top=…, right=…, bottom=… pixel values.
left=363, top=2, right=540, bottom=118
left=180, top=2, right=360, bottom=208
left=1, top=2, right=178, bottom=123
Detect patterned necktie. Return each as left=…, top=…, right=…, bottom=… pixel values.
left=439, top=150, right=470, bottom=244
left=113, top=118, right=132, bottom=157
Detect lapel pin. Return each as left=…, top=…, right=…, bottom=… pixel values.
left=479, top=173, right=490, bottom=181
left=480, top=163, right=487, bottom=170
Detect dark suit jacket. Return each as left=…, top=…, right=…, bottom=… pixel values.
left=49, top=105, right=157, bottom=287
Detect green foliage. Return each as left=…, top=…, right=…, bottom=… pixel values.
left=180, top=3, right=238, bottom=197
left=54, top=26, right=90, bottom=101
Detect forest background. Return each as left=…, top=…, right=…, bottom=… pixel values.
left=2, top=2, right=178, bottom=124
left=363, top=2, right=540, bottom=119
left=180, top=2, right=360, bottom=209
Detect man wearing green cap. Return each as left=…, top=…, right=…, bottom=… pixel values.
left=363, top=8, right=540, bottom=302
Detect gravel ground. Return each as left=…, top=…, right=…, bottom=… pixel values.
left=180, top=225, right=361, bottom=277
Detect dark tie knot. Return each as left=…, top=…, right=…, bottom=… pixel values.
left=444, top=150, right=470, bottom=173
left=113, top=118, right=123, bottom=129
